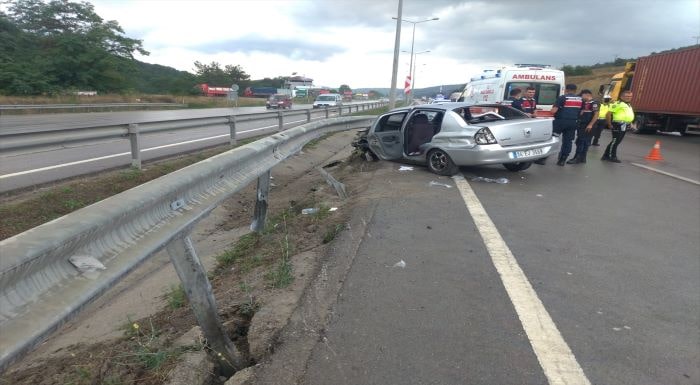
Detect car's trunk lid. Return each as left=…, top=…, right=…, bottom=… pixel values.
left=485, top=119, right=552, bottom=147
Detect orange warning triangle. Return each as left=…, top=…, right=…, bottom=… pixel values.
left=645, top=140, right=664, bottom=161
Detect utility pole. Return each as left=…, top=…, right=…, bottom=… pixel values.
left=388, top=0, right=403, bottom=109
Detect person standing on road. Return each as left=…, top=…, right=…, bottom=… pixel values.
left=602, top=90, right=635, bottom=163
left=567, top=90, right=599, bottom=164
left=591, top=96, right=611, bottom=146
left=550, top=84, right=582, bottom=166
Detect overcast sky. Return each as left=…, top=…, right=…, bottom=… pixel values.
left=89, top=0, right=700, bottom=89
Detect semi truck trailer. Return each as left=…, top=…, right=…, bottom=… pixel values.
left=600, top=46, right=700, bottom=135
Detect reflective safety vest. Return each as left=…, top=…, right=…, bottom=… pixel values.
left=609, top=101, right=634, bottom=123
left=597, top=103, right=609, bottom=120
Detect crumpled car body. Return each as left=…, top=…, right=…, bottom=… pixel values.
left=354, top=102, right=560, bottom=175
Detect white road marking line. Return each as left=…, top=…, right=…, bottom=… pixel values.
left=0, top=119, right=319, bottom=179
left=631, top=162, right=700, bottom=186
left=452, top=174, right=591, bottom=385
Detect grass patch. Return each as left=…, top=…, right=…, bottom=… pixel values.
left=323, top=224, right=344, bottom=244
left=165, top=284, right=187, bottom=309
left=216, top=232, right=261, bottom=267
left=266, top=213, right=295, bottom=288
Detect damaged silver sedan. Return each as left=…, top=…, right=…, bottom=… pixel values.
left=356, top=102, right=560, bottom=175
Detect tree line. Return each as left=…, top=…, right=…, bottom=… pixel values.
left=0, top=0, right=273, bottom=96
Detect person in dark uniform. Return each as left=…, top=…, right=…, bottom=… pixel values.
left=550, top=84, right=582, bottom=166
left=567, top=89, right=599, bottom=164
left=508, top=88, right=523, bottom=109
left=591, top=96, right=611, bottom=146
left=602, top=90, right=635, bottom=163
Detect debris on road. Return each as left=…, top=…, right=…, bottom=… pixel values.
left=393, top=260, right=406, bottom=268
left=398, top=166, right=414, bottom=171
left=471, top=176, right=509, bottom=184
left=429, top=181, right=452, bottom=189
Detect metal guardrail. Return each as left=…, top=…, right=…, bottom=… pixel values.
left=0, top=115, right=376, bottom=373
left=0, top=102, right=187, bottom=114
left=0, top=102, right=385, bottom=171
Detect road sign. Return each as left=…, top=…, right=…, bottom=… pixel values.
left=231, top=84, right=240, bottom=92
left=296, top=89, right=307, bottom=97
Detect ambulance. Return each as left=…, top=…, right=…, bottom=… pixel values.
left=459, top=64, right=565, bottom=116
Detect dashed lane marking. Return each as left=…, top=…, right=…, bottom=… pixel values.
left=452, top=174, right=591, bottom=385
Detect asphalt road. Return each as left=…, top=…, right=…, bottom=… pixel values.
left=0, top=103, right=369, bottom=192
left=302, top=131, right=699, bottom=384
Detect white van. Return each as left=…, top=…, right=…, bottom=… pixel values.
left=459, top=64, right=565, bottom=116
left=313, top=93, right=343, bottom=108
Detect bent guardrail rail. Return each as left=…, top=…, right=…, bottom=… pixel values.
left=0, top=115, right=375, bottom=373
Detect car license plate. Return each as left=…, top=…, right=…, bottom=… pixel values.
left=510, top=148, right=543, bottom=159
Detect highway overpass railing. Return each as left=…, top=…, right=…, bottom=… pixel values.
left=0, top=115, right=376, bottom=373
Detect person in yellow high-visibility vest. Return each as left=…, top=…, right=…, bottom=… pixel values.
left=601, top=90, right=634, bottom=163
left=591, top=96, right=611, bottom=146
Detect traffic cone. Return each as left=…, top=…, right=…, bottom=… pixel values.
left=645, top=140, right=664, bottom=161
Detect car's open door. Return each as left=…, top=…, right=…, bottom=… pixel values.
left=367, top=111, right=407, bottom=160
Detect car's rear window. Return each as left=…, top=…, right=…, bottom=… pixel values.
left=452, top=106, right=529, bottom=123
left=317, top=95, right=336, bottom=101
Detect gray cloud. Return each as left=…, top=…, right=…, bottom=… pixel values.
left=195, top=37, right=344, bottom=60
left=290, top=0, right=699, bottom=67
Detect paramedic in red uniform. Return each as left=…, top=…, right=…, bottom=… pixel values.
left=550, top=84, right=583, bottom=166
left=520, top=86, right=537, bottom=117
left=567, top=89, right=599, bottom=164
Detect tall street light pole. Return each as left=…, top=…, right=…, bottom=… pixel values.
left=392, top=16, right=439, bottom=104
left=412, top=51, right=430, bottom=97
left=403, top=49, right=430, bottom=98
left=388, top=0, right=403, bottom=109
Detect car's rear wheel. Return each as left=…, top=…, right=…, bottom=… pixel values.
left=503, top=162, right=532, bottom=172
left=427, top=149, right=458, bottom=176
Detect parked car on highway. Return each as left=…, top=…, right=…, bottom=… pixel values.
left=313, top=94, right=343, bottom=108
left=266, top=94, right=292, bottom=109
left=352, top=102, right=559, bottom=175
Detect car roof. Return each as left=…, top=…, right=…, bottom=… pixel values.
left=386, top=102, right=505, bottom=113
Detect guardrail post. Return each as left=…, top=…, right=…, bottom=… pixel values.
left=306, top=109, right=311, bottom=123
left=128, top=123, right=142, bottom=169
left=166, top=236, right=244, bottom=374
left=277, top=111, right=284, bottom=131
left=251, top=170, right=271, bottom=232
left=228, top=115, right=237, bottom=146
left=325, top=108, right=329, bottom=119
left=338, top=106, right=343, bottom=116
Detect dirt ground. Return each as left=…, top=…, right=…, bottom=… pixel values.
left=0, top=129, right=383, bottom=385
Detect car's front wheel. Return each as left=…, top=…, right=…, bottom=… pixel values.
left=427, top=149, right=458, bottom=176
left=503, top=162, right=532, bottom=172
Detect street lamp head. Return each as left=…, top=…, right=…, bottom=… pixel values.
left=431, top=17, right=439, bottom=20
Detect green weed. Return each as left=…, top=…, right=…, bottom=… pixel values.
left=63, top=199, right=84, bottom=210
left=323, top=224, right=344, bottom=244
left=166, top=284, right=187, bottom=309
left=216, top=232, right=260, bottom=267
left=266, top=215, right=294, bottom=288
left=119, top=168, right=143, bottom=181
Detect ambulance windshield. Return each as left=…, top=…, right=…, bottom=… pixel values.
left=504, top=82, right=560, bottom=105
